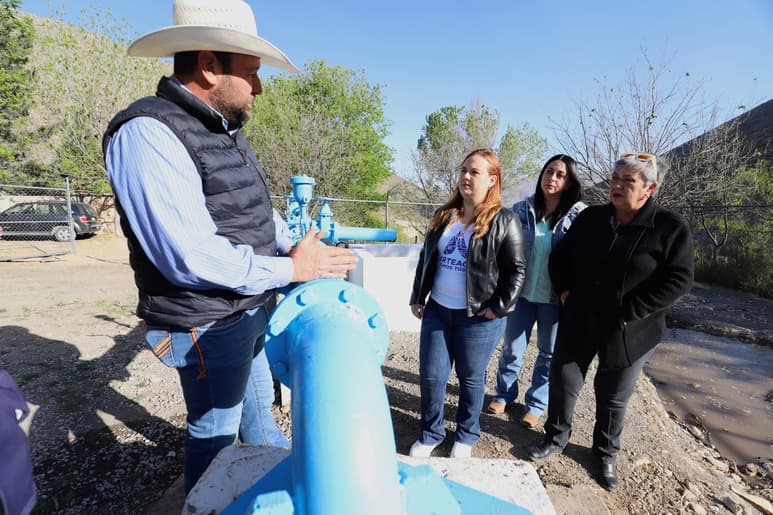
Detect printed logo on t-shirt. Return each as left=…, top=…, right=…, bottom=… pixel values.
left=443, top=229, right=468, bottom=258
left=440, top=228, right=468, bottom=272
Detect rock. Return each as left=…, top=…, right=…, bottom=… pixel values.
left=688, top=503, right=707, bottom=515
left=682, top=488, right=698, bottom=501
left=739, top=462, right=759, bottom=477
left=546, top=485, right=610, bottom=515
left=719, top=496, right=742, bottom=514
left=730, top=485, right=773, bottom=514
left=705, top=456, right=730, bottom=473
left=762, top=460, right=773, bottom=480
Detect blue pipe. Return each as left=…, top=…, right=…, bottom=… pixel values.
left=223, top=279, right=533, bottom=515
left=316, top=200, right=397, bottom=244
left=324, top=225, right=398, bottom=245
left=265, top=279, right=403, bottom=515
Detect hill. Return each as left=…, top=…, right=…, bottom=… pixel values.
left=19, top=10, right=168, bottom=179
left=668, top=98, right=773, bottom=163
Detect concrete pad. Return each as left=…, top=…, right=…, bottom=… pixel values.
left=400, top=456, right=556, bottom=515
left=181, top=445, right=556, bottom=514
left=184, top=445, right=291, bottom=515
left=348, top=244, right=421, bottom=333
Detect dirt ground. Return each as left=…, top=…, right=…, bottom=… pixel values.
left=0, top=235, right=771, bottom=515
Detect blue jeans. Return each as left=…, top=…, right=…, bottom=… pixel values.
left=145, top=305, right=290, bottom=493
left=494, top=298, right=560, bottom=415
left=418, top=299, right=505, bottom=446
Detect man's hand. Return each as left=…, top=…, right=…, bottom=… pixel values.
left=289, top=225, right=357, bottom=282
left=411, top=304, right=424, bottom=319
left=559, top=290, right=570, bottom=306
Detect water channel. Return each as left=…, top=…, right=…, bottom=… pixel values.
left=645, top=327, right=773, bottom=467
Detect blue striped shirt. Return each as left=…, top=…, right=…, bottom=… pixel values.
left=105, top=116, right=294, bottom=296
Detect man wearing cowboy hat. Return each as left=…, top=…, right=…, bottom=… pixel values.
left=102, top=0, right=357, bottom=493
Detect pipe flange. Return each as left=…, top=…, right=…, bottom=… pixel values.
left=265, top=279, right=390, bottom=386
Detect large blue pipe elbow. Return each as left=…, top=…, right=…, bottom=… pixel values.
left=224, top=279, right=532, bottom=515
left=265, top=279, right=404, bottom=515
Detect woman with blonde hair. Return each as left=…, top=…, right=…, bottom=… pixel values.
left=409, top=148, right=526, bottom=458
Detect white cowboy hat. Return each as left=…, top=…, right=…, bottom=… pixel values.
left=128, top=0, right=298, bottom=72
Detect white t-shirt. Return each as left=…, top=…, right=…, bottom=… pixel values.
left=430, top=221, right=473, bottom=309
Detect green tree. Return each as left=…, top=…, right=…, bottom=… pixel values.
left=244, top=59, right=392, bottom=204
left=694, top=161, right=773, bottom=297
left=33, top=6, right=165, bottom=193
left=0, top=0, right=34, bottom=177
left=411, top=102, right=547, bottom=201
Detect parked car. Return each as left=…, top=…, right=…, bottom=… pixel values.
left=0, top=201, right=102, bottom=242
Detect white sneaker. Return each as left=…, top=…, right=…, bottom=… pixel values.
left=450, top=441, right=473, bottom=458
left=409, top=440, right=438, bottom=457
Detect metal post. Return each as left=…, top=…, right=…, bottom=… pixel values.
left=63, top=175, right=76, bottom=254
left=385, top=190, right=390, bottom=228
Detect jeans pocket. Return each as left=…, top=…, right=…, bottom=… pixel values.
left=145, top=327, right=184, bottom=368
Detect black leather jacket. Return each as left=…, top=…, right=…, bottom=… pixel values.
left=549, top=198, right=694, bottom=368
left=410, top=209, right=526, bottom=317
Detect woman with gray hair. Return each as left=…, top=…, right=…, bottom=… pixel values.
left=526, top=153, right=694, bottom=491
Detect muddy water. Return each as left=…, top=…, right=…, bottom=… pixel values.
left=645, top=328, right=773, bottom=466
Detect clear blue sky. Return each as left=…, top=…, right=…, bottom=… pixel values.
left=20, top=0, right=773, bottom=177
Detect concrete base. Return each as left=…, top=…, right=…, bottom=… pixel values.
left=182, top=444, right=556, bottom=514
left=348, top=244, right=422, bottom=333
left=184, top=445, right=290, bottom=514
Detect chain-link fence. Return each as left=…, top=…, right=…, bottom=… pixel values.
left=271, top=194, right=441, bottom=244
left=6, top=178, right=769, bottom=297
left=305, top=196, right=773, bottom=297
left=0, top=180, right=102, bottom=260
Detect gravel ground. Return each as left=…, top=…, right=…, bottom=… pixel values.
left=0, top=236, right=770, bottom=514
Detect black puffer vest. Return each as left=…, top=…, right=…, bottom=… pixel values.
left=103, top=77, right=276, bottom=328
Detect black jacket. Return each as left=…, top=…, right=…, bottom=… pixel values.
left=103, top=77, right=276, bottom=328
left=549, top=198, right=694, bottom=368
left=410, top=209, right=526, bottom=318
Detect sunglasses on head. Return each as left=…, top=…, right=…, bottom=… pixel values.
left=621, top=152, right=655, bottom=163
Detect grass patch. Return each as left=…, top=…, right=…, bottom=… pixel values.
left=94, top=300, right=135, bottom=317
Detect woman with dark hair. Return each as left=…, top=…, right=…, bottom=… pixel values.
left=409, top=149, right=526, bottom=458
left=528, top=153, right=693, bottom=491
left=487, top=154, right=586, bottom=430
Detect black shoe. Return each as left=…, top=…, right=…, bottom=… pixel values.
left=598, top=461, right=618, bottom=491
left=527, top=441, right=563, bottom=461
